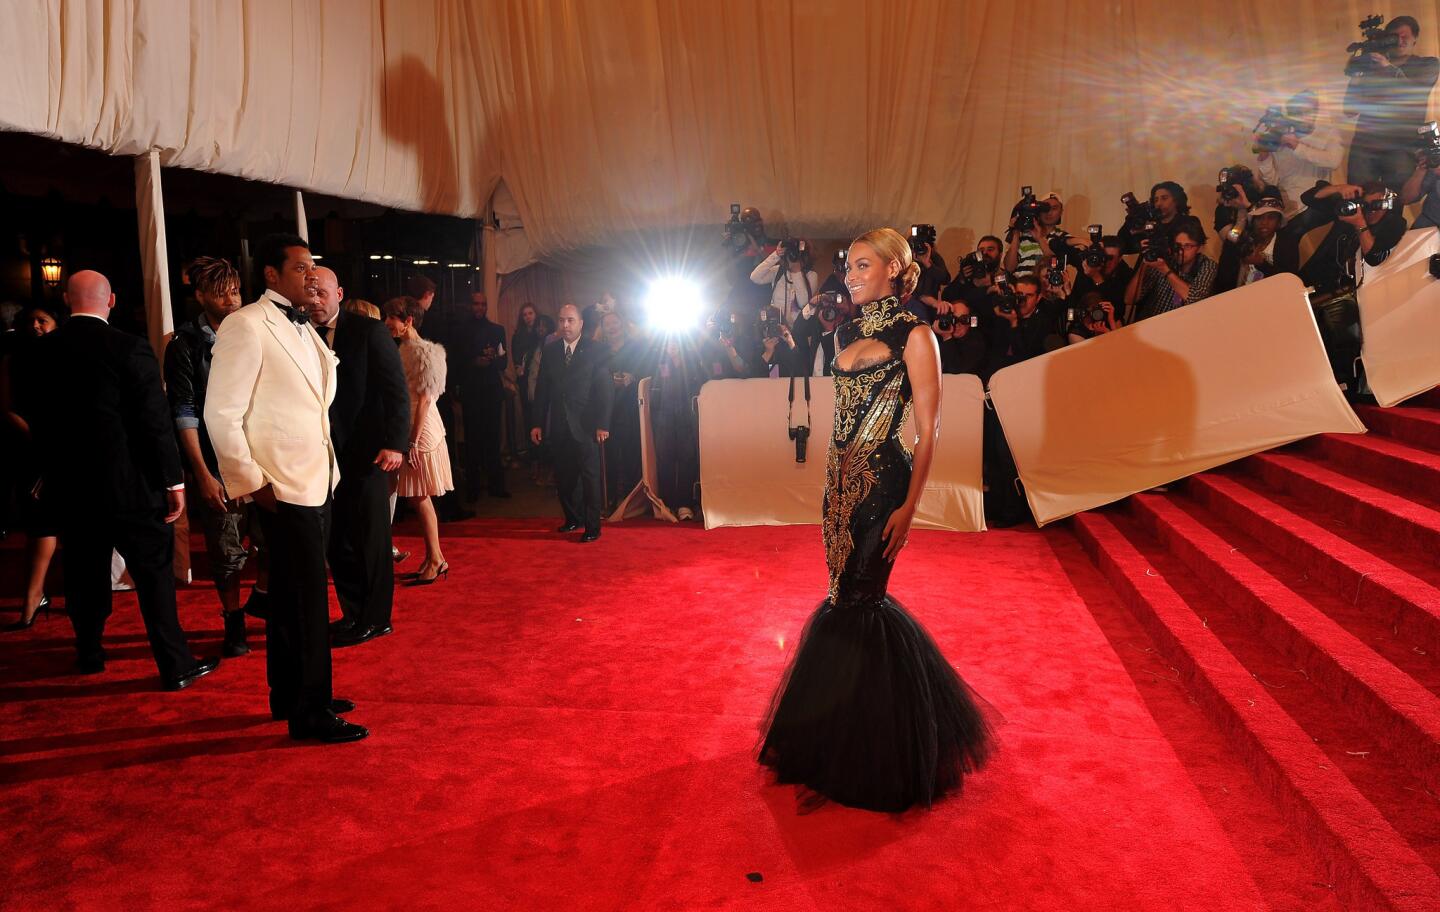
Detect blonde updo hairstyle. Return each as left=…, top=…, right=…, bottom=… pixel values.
left=851, top=227, right=921, bottom=298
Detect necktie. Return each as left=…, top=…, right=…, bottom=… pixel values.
left=319, top=325, right=334, bottom=348
left=565, top=343, right=574, bottom=365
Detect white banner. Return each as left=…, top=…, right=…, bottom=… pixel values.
left=1357, top=228, right=1440, bottom=407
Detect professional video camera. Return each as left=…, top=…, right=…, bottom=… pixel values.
left=1043, top=255, right=1066, bottom=289
left=1331, top=189, right=1397, bottom=218
left=1215, top=166, right=1256, bottom=203
left=1418, top=121, right=1440, bottom=168
left=909, top=224, right=938, bottom=258
left=1013, top=186, right=1052, bottom=232
left=778, top=237, right=808, bottom=263
left=1081, top=224, right=1107, bottom=268
left=722, top=203, right=747, bottom=250
left=1140, top=222, right=1173, bottom=262
left=1346, top=15, right=1400, bottom=76
left=816, top=291, right=845, bottom=323
left=1252, top=105, right=1308, bottom=153
left=959, top=248, right=997, bottom=281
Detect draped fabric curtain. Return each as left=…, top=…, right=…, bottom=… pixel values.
left=3, top=1, right=1438, bottom=261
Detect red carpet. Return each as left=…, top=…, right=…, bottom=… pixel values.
left=1, top=511, right=1342, bottom=911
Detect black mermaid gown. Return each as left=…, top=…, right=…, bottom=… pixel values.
left=759, top=295, right=994, bottom=812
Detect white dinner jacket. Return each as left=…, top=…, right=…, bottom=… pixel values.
left=204, top=294, right=340, bottom=507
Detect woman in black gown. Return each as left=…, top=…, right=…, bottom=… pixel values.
left=760, top=227, right=994, bottom=812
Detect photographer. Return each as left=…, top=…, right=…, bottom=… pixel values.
left=1345, top=16, right=1440, bottom=190
left=791, top=292, right=852, bottom=376
left=1003, top=191, right=1070, bottom=279
left=817, top=249, right=852, bottom=303
left=986, top=276, right=1057, bottom=374
left=1117, top=182, right=1191, bottom=254
left=934, top=301, right=988, bottom=378
left=1063, top=233, right=1132, bottom=316
left=1064, top=291, right=1120, bottom=345
left=905, top=225, right=952, bottom=322
left=757, top=306, right=801, bottom=378
left=1254, top=92, right=1343, bottom=214
left=1123, top=216, right=1218, bottom=322
left=724, top=207, right=777, bottom=311
left=941, top=235, right=1005, bottom=318
left=1398, top=127, right=1440, bottom=227
left=1290, top=180, right=1408, bottom=392
left=750, top=239, right=819, bottom=326
left=702, top=309, right=758, bottom=379
left=1212, top=165, right=1279, bottom=233
left=1214, top=197, right=1301, bottom=294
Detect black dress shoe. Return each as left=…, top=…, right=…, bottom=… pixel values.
left=163, top=657, right=220, bottom=692
left=75, top=655, right=105, bottom=675
left=556, top=522, right=581, bottom=533
left=332, top=624, right=394, bottom=648
left=289, top=710, right=369, bottom=743
left=272, top=698, right=356, bottom=721
left=580, top=530, right=601, bottom=543
left=243, top=589, right=271, bottom=621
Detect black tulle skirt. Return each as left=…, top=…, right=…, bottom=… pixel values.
left=759, top=595, right=994, bottom=813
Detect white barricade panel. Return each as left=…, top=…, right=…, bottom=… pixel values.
left=697, top=374, right=986, bottom=532
left=1358, top=227, right=1440, bottom=407
left=988, top=274, right=1365, bottom=526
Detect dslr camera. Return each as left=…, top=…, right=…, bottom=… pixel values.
left=1332, top=189, right=1397, bottom=218
left=1013, top=186, right=1051, bottom=232
left=1252, top=105, right=1306, bottom=153
left=993, top=271, right=1019, bottom=315
left=816, top=291, right=845, bottom=323
left=722, top=203, right=748, bottom=250
left=1043, top=255, right=1066, bottom=289
left=959, top=248, right=996, bottom=281
left=1121, top=192, right=1154, bottom=230
left=778, top=237, right=808, bottom=263
left=1082, top=224, right=1108, bottom=268
left=909, top=224, right=938, bottom=258
left=935, top=313, right=979, bottom=332
left=1215, top=166, right=1255, bottom=203
left=1346, top=15, right=1400, bottom=76
left=759, top=307, right=785, bottom=340
left=788, top=424, right=810, bottom=463
left=1418, top=121, right=1440, bottom=168
left=1140, top=222, right=1173, bottom=262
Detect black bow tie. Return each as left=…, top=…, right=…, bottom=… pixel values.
left=273, top=299, right=310, bottom=325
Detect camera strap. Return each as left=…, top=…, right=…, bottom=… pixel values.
left=787, top=371, right=811, bottom=432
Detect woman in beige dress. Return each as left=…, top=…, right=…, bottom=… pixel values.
left=383, top=296, right=453, bottom=584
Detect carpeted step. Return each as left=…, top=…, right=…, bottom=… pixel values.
left=1304, top=433, right=1440, bottom=509
left=1126, top=494, right=1440, bottom=797
left=1357, top=405, right=1440, bottom=453
left=1244, top=453, right=1440, bottom=560
left=1188, top=473, right=1440, bottom=659
left=1072, top=512, right=1440, bottom=912
left=1400, top=387, right=1440, bottom=410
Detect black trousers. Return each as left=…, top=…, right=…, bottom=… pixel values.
left=256, top=499, right=333, bottom=719
left=652, top=409, right=699, bottom=512
left=552, top=427, right=603, bottom=532
left=463, top=387, right=506, bottom=495
left=605, top=392, right=643, bottom=506
left=327, top=469, right=393, bottom=629
left=61, top=507, right=196, bottom=680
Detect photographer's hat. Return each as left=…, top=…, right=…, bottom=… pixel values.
left=1250, top=198, right=1285, bottom=222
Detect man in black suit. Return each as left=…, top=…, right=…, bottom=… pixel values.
left=33, top=270, right=218, bottom=688
left=530, top=303, right=614, bottom=542
left=457, top=290, right=510, bottom=501
left=309, top=267, right=410, bottom=647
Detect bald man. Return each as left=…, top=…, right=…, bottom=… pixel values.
left=307, top=267, right=409, bottom=646
left=32, top=271, right=218, bottom=688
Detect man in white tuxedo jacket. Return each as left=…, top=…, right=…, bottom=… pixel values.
left=205, top=233, right=367, bottom=744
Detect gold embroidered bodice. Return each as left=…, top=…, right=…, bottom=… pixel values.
left=823, top=296, right=920, bottom=604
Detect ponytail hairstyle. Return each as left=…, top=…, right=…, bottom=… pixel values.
left=851, top=227, right=920, bottom=297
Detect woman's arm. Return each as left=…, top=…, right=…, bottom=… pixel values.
left=884, top=325, right=942, bottom=560
left=407, top=393, right=434, bottom=468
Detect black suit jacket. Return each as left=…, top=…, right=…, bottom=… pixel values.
left=34, top=316, right=183, bottom=515
left=327, top=311, right=411, bottom=476
left=790, top=313, right=838, bottom=376
left=532, top=337, right=614, bottom=442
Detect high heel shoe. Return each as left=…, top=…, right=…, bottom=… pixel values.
left=409, top=562, right=449, bottom=586
left=3, top=595, right=50, bottom=632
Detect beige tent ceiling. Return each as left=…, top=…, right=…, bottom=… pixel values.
left=1, top=0, right=1430, bottom=259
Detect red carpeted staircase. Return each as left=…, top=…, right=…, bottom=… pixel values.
left=1071, top=391, right=1440, bottom=912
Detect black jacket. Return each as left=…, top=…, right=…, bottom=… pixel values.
left=1211, top=230, right=1303, bottom=295
left=34, top=316, right=183, bottom=514
left=162, top=315, right=220, bottom=475
left=328, top=310, right=411, bottom=476
left=532, top=337, right=615, bottom=442
left=790, top=312, right=838, bottom=376
left=1292, top=182, right=1408, bottom=294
